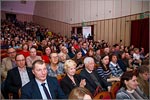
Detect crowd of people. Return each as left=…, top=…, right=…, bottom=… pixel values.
left=1, top=19, right=149, bottom=99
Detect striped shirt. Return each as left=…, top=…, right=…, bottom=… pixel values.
left=97, top=66, right=111, bottom=80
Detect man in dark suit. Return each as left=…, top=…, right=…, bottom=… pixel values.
left=21, top=60, right=66, bottom=99
left=80, top=42, right=88, bottom=56
left=4, top=54, right=34, bottom=99
left=80, top=57, right=111, bottom=95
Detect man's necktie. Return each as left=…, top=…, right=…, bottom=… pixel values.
left=41, top=83, right=51, bottom=99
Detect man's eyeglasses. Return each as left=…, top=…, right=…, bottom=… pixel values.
left=16, top=59, right=25, bottom=62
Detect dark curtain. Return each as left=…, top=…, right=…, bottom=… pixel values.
left=131, top=18, right=149, bottom=53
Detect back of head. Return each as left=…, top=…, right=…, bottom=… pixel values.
left=68, top=87, right=92, bottom=100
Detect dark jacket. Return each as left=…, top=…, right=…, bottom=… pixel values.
left=60, top=74, right=81, bottom=97
left=21, top=76, right=66, bottom=99
left=80, top=68, right=111, bottom=95
left=5, top=67, right=34, bottom=99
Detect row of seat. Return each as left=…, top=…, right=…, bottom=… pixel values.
left=56, top=70, right=121, bottom=99
left=1, top=49, right=43, bottom=60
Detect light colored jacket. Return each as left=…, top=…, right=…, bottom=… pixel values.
left=1, top=57, right=15, bottom=80
left=116, top=87, right=148, bottom=99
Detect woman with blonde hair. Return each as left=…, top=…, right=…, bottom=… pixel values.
left=68, top=87, right=92, bottom=100
left=60, top=59, right=86, bottom=98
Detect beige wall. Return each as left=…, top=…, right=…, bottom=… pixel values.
left=71, top=12, right=149, bottom=46
left=34, top=0, right=149, bottom=24
left=33, top=15, right=71, bottom=37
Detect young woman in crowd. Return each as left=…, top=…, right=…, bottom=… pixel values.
left=41, top=46, right=51, bottom=63
left=72, top=49, right=84, bottom=70
left=116, top=71, right=148, bottom=99
left=137, top=65, right=149, bottom=98
left=97, top=54, right=120, bottom=83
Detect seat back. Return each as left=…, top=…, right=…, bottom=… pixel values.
left=110, top=81, right=121, bottom=99
left=57, top=74, right=66, bottom=84
left=75, top=68, right=83, bottom=75
left=1, top=53, right=8, bottom=60
left=93, top=91, right=111, bottom=99
left=37, top=50, right=43, bottom=56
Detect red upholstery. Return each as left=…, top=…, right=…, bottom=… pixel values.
left=93, top=91, right=111, bottom=99
left=37, top=50, right=43, bottom=56
left=110, top=81, right=120, bottom=99
left=1, top=53, right=8, bottom=60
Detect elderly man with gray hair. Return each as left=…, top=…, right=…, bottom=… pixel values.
left=80, top=57, right=111, bottom=96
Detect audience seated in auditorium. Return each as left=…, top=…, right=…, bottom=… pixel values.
left=1, top=19, right=149, bottom=99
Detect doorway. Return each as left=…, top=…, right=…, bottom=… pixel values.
left=6, top=13, right=16, bottom=22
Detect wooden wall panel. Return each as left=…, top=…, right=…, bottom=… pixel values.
left=104, top=20, right=109, bottom=42
left=116, top=18, right=121, bottom=43
left=121, top=17, right=126, bottom=45
left=112, top=19, right=117, bottom=44
left=100, top=21, right=105, bottom=41
left=96, top=21, right=101, bottom=41
left=125, top=16, right=131, bottom=46
left=33, top=15, right=71, bottom=37
left=108, top=19, right=113, bottom=45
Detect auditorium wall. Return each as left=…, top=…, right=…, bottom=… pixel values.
left=2, top=10, right=149, bottom=47
left=1, top=11, right=33, bottom=22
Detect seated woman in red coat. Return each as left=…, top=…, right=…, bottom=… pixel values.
left=41, top=46, right=51, bottom=63
left=19, top=43, right=30, bottom=58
